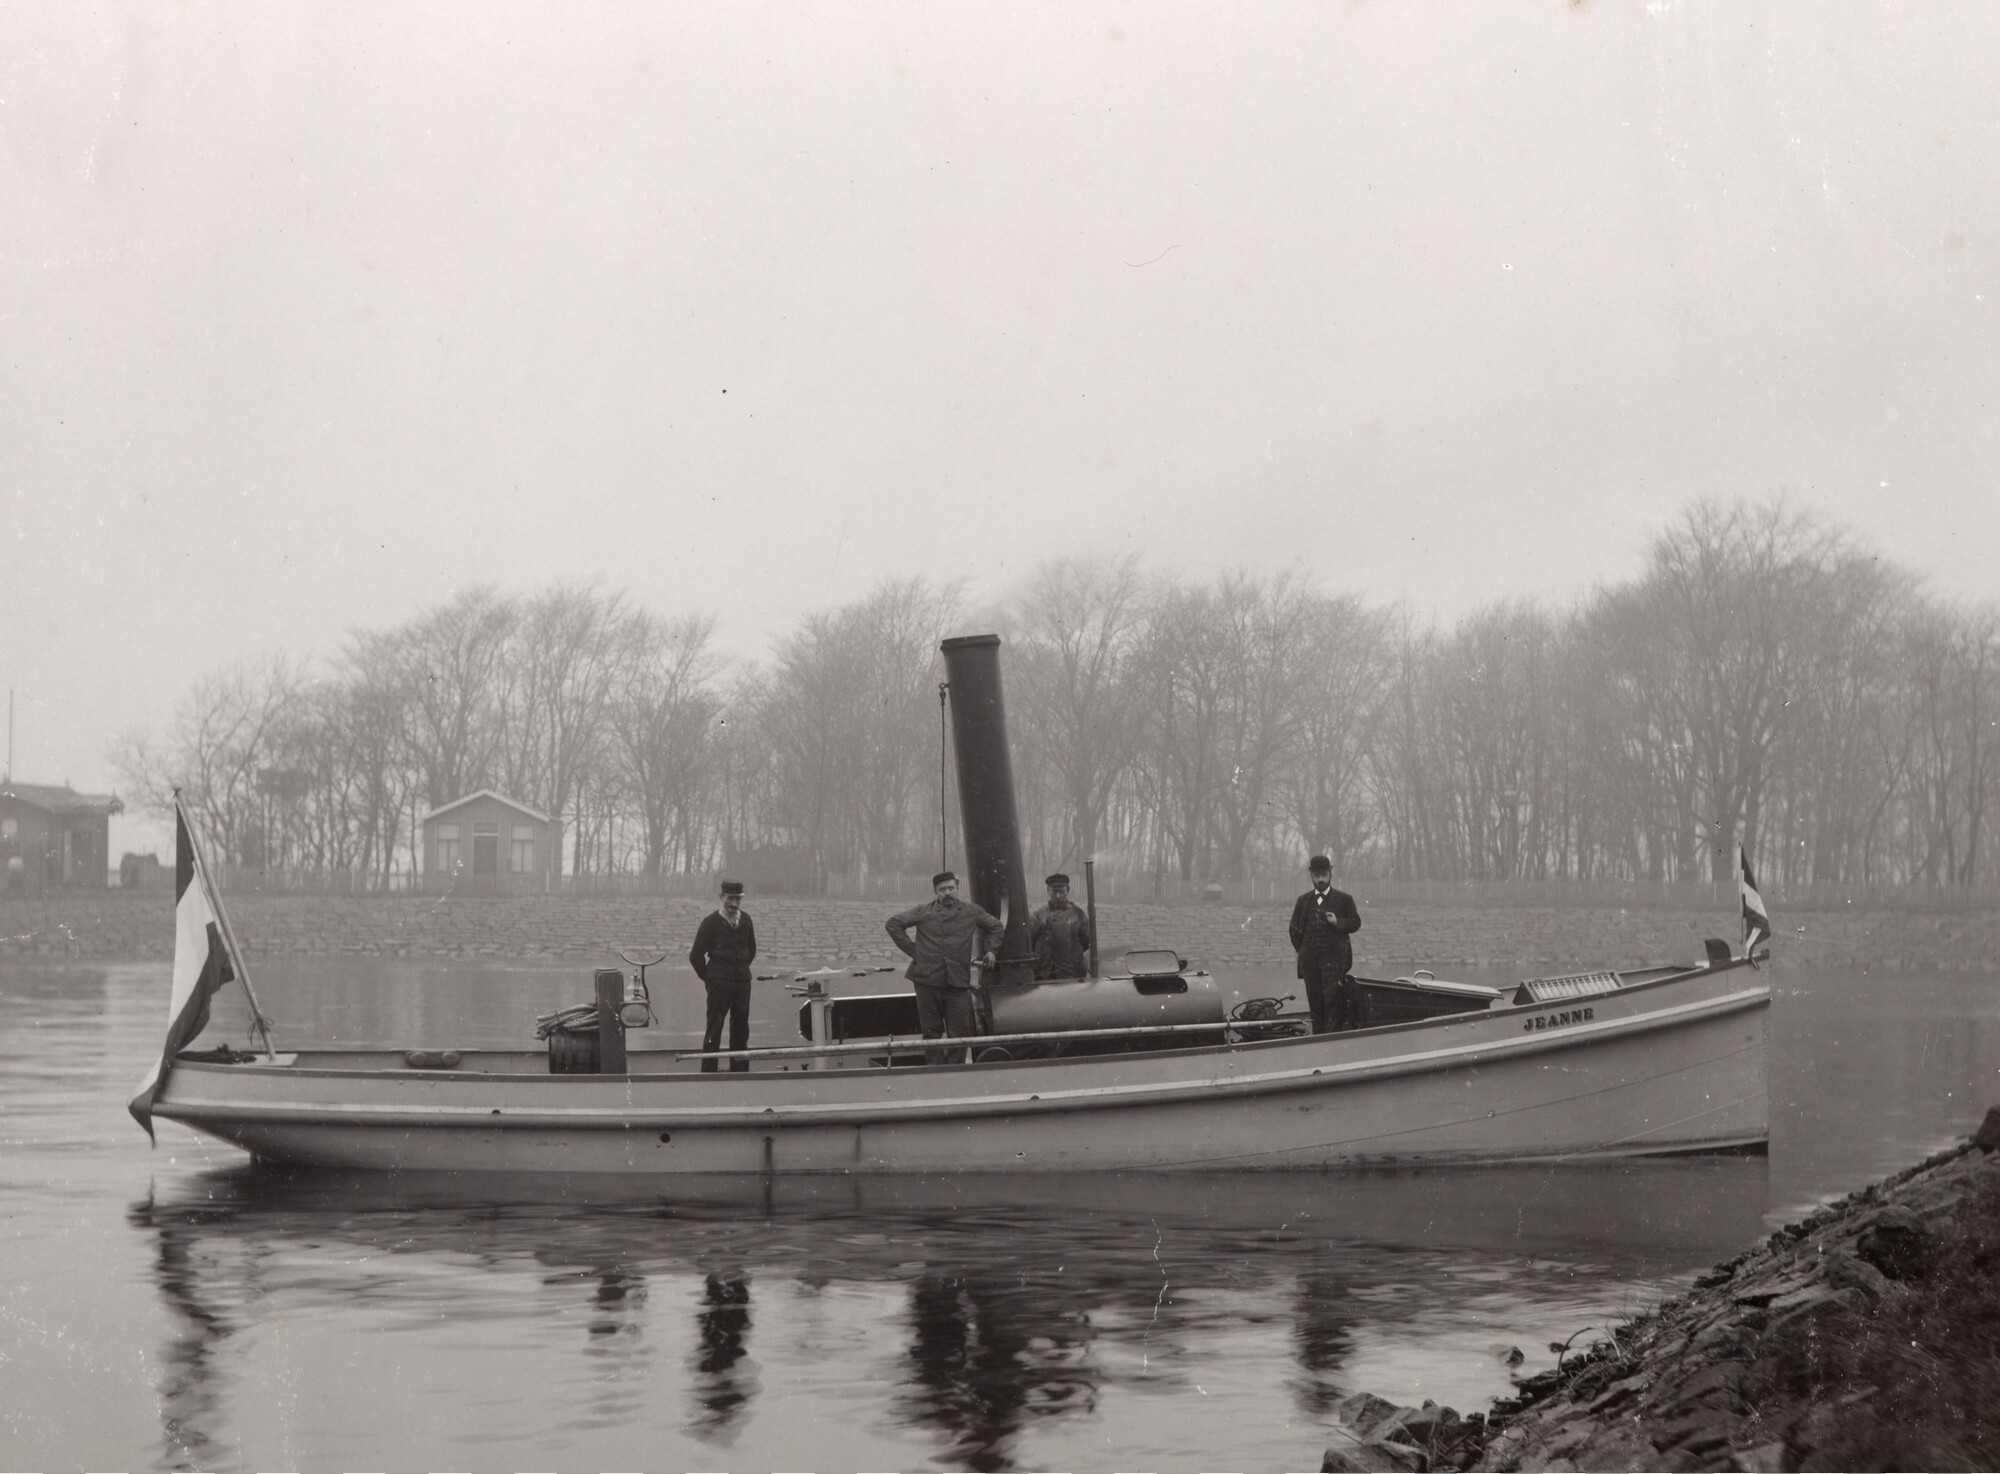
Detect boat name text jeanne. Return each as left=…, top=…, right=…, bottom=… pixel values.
left=1523, top=1007, right=1595, bottom=1033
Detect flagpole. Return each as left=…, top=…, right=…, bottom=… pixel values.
left=175, top=792, right=278, bottom=1059
left=1737, top=842, right=1771, bottom=966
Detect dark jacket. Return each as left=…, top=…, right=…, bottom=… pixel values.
left=1029, top=902, right=1094, bottom=979
left=1288, top=885, right=1361, bottom=980
left=886, top=897, right=1005, bottom=989
left=689, top=909, right=758, bottom=985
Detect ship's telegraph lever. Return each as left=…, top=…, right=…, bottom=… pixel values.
left=769, top=965, right=896, bottom=994
left=614, top=948, right=667, bottom=1027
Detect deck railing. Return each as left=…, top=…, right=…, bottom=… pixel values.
left=185, top=864, right=1993, bottom=912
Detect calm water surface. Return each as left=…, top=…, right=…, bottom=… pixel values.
left=2, top=955, right=1995, bottom=1472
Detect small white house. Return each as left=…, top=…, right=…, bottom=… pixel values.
left=419, top=790, right=560, bottom=895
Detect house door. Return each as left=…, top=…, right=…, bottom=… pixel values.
left=473, top=826, right=499, bottom=875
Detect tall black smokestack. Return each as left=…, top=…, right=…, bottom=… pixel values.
left=940, top=634, right=1034, bottom=987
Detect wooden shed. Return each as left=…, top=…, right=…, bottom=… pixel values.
left=419, top=790, right=560, bottom=895
left=1, top=781, right=123, bottom=893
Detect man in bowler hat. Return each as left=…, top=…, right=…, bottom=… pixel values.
left=688, top=880, right=758, bottom=1072
left=1288, top=855, right=1362, bottom=1033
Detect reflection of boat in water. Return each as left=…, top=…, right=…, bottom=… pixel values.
left=129, top=1159, right=1770, bottom=1470
left=134, top=1155, right=1773, bottom=1264
left=135, top=636, right=1771, bottom=1176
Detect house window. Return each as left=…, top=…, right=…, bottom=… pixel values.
left=436, top=824, right=460, bottom=873
left=511, top=824, right=535, bottom=873
left=473, top=823, right=499, bottom=875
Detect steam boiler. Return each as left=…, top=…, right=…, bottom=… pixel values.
left=794, top=634, right=1231, bottom=1061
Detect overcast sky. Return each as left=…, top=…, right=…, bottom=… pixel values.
left=4, top=2, right=1997, bottom=858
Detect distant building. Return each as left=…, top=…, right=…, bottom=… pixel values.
left=418, top=790, right=560, bottom=895
left=0, top=781, right=123, bottom=893
left=120, top=852, right=167, bottom=891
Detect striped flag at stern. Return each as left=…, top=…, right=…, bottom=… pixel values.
left=128, top=800, right=238, bottom=1141
left=1739, top=846, right=1771, bottom=961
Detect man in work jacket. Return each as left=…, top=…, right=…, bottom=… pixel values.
left=885, top=871, right=1006, bottom=1060
left=688, top=880, right=758, bottom=1072
left=1029, top=872, right=1094, bottom=979
left=1287, top=854, right=1363, bottom=1033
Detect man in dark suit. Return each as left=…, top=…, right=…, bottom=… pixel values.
left=688, top=880, right=758, bottom=1072
left=1288, top=854, right=1362, bottom=1033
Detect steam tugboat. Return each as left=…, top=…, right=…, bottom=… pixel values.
left=132, top=635, right=1771, bottom=1175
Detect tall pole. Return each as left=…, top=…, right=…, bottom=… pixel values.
left=937, top=681, right=950, bottom=873
left=6, top=687, right=12, bottom=783
left=176, top=791, right=278, bottom=1059
left=1084, top=857, right=1101, bottom=979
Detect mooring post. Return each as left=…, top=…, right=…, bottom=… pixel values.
left=594, top=968, right=628, bottom=1074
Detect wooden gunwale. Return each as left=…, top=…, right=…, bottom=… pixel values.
left=157, top=975, right=1769, bottom=1134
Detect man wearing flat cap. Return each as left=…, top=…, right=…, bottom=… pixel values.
left=689, top=880, right=758, bottom=1072
left=1288, top=855, right=1362, bottom=1034
left=886, top=872, right=1007, bottom=1059
left=1029, top=872, right=1094, bottom=979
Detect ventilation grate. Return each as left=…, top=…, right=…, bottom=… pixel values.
left=1516, top=971, right=1622, bottom=1004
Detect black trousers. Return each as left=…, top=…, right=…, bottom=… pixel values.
left=702, top=977, right=752, bottom=1072
left=914, top=982, right=980, bottom=1064
left=1301, top=953, right=1355, bottom=1034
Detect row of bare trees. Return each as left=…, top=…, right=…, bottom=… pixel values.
left=114, top=498, right=1997, bottom=894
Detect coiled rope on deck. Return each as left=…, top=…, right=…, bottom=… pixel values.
left=533, top=1004, right=602, bottom=1039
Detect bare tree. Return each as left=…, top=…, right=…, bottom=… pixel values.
left=1279, top=594, right=1394, bottom=874
left=852, top=579, right=963, bottom=876
left=332, top=630, right=427, bottom=886
left=1900, top=602, right=2000, bottom=888
left=506, top=583, right=630, bottom=875
left=1208, top=571, right=1316, bottom=881
left=605, top=610, right=722, bottom=877
left=758, top=578, right=961, bottom=886
left=1593, top=498, right=1851, bottom=881
left=1768, top=563, right=1912, bottom=887
left=400, top=586, right=517, bottom=809
left=761, top=610, right=864, bottom=884
left=111, top=652, right=310, bottom=868
left=1007, top=555, right=1147, bottom=872
left=111, top=501, right=2000, bottom=899
left=1133, top=580, right=1229, bottom=888
left=713, top=665, right=777, bottom=866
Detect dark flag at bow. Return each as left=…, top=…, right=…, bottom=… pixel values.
left=129, top=799, right=239, bottom=1141
left=1739, top=846, right=1771, bottom=960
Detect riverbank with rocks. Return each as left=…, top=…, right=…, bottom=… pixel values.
left=1318, top=1109, right=2000, bottom=1473
left=1, top=888, right=1994, bottom=975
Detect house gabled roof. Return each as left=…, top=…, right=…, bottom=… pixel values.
left=1, top=781, right=124, bottom=817
left=418, top=788, right=552, bottom=825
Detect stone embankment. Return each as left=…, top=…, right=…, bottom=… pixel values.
left=1, top=889, right=1993, bottom=974
left=1319, top=1110, right=2000, bottom=1473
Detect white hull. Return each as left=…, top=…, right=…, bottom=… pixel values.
left=154, top=961, right=1769, bottom=1175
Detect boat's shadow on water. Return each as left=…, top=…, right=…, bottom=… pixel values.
left=128, top=1159, right=1770, bottom=1472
